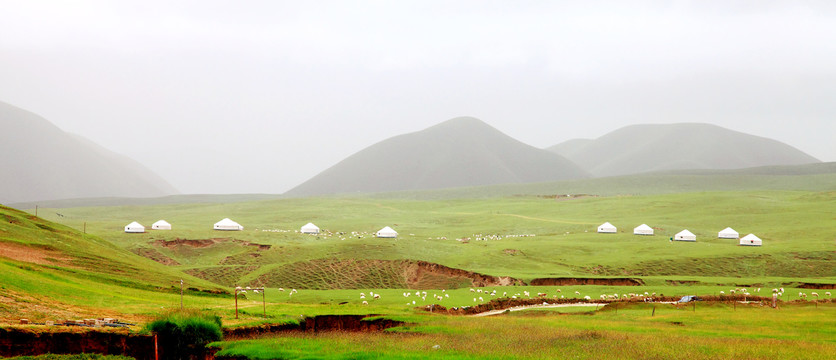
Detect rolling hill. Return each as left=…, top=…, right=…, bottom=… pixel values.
left=0, top=101, right=178, bottom=203
left=547, top=123, right=820, bottom=177
left=286, top=116, right=589, bottom=196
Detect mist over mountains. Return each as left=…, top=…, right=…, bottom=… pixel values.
left=547, top=123, right=820, bottom=177
left=0, top=101, right=177, bottom=203
left=286, top=117, right=589, bottom=196
left=2, top=100, right=821, bottom=202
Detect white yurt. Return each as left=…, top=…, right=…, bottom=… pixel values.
left=674, top=229, right=696, bottom=241
left=739, top=234, right=762, bottom=246
left=300, top=222, right=320, bottom=234
left=124, top=221, right=145, bottom=233
left=597, top=222, right=617, bottom=233
left=376, top=226, right=398, bottom=238
left=718, top=227, right=739, bottom=239
left=633, top=224, right=654, bottom=235
left=152, top=220, right=172, bottom=230
left=214, top=218, right=243, bottom=231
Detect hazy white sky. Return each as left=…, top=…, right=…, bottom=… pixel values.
left=1, top=0, right=834, bottom=194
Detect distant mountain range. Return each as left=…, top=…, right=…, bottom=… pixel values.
left=0, top=101, right=177, bottom=204
left=286, top=117, right=590, bottom=196
left=547, top=123, right=819, bottom=177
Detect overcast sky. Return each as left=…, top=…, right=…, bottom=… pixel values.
left=1, top=0, right=834, bottom=194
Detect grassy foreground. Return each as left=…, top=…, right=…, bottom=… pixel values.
left=212, top=302, right=835, bottom=360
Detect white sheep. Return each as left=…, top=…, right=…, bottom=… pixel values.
left=362, top=301, right=368, bottom=305
left=373, top=294, right=381, bottom=299
left=826, top=292, right=832, bottom=297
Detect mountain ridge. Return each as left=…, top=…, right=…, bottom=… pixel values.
left=547, top=123, right=819, bottom=177
left=0, top=101, right=178, bottom=203
left=286, top=116, right=589, bottom=196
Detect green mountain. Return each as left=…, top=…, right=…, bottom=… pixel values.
left=0, top=101, right=177, bottom=203
left=286, top=117, right=589, bottom=196
left=547, top=123, right=820, bottom=177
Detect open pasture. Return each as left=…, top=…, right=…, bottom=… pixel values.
left=212, top=302, right=836, bottom=360
left=32, top=190, right=835, bottom=287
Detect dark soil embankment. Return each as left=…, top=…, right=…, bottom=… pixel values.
left=791, top=282, right=835, bottom=289
left=0, top=315, right=405, bottom=358
left=530, top=278, right=643, bottom=286
left=0, top=328, right=154, bottom=359
left=223, top=315, right=405, bottom=339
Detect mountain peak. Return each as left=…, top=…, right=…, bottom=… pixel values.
left=286, top=117, right=588, bottom=196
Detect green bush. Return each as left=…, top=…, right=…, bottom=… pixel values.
left=145, top=310, right=222, bottom=360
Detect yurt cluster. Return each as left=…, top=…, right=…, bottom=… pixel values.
left=596, top=222, right=762, bottom=246
left=124, top=218, right=399, bottom=238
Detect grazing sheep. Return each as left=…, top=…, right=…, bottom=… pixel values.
left=583, top=296, right=591, bottom=300
left=278, top=288, right=285, bottom=292
left=470, top=288, right=476, bottom=292
left=575, top=291, right=580, bottom=295
left=362, top=301, right=368, bottom=305
left=445, top=294, right=449, bottom=298
left=720, top=291, right=725, bottom=295
left=826, top=292, right=832, bottom=297
left=374, top=294, right=381, bottom=299
left=523, top=291, right=530, bottom=297
left=479, top=297, right=484, bottom=302
left=360, top=294, right=366, bottom=299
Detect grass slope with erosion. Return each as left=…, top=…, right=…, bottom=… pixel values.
left=0, top=205, right=225, bottom=323
left=28, top=184, right=835, bottom=291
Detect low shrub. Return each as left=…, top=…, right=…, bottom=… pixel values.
left=145, top=309, right=222, bottom=360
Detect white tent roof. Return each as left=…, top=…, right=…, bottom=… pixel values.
left=718, top=227, right=739, bottom=239
left=597, top=222, right=617, bottom=233
left=675, top=229, right=696, bottom=241
left=301, top=222, right=320, bottom=233
left=124, top=221, right=145, bottom=232
left=740, top=233, right=762, bottom=246
left=152, top=220, right=171, bottom=229
left=214, top=218, right=243, bottom=230
left=633, top=224, right=654, bottom=235
left=376, top=226, right=398, bottom=238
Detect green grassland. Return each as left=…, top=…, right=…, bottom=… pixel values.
left=211, top=302, right=835, bottom=360
left=2, top=173, right=834, bottom=359
left=28, top=189, right=835, bottom=288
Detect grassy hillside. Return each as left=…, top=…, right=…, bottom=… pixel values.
left=27, top=189, right=835, bottom=290
left=0, top=205, right=224, bottom=322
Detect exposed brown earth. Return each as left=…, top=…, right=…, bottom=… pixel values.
left=0, top=241, right=74, bottom=266
left=792, top=282, right=836, bottom=289
left=1, top=315, right=404, bottom=359
left=130, top=247, right=180, bottom=266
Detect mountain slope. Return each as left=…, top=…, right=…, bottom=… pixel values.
left=547, top=123, right=819, bottom=177
left=0, top=101, right=178, bottom=203
left=286, top=117, right=589, bottom=196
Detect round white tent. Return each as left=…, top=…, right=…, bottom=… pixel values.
left=152, top=220, right=172, bottom=230
left=300, top=222, right=320, bottom=234
left=597, top=222, right=617, bottom=233
left=739, top=234, right=762, bottom=246
left=214, top=218, right=243, bottom=231
left=633, top=224, right=654, bottom=235
left=124, top=221, right=145, bottom=233
left=674, top=229, right=696, bottom=241
left=718, top=227, right=739, bottom=239
left=376, top=226, right=398, bottom=238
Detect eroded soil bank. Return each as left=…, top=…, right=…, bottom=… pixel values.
left=0, top=315, right=405, bottom=359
